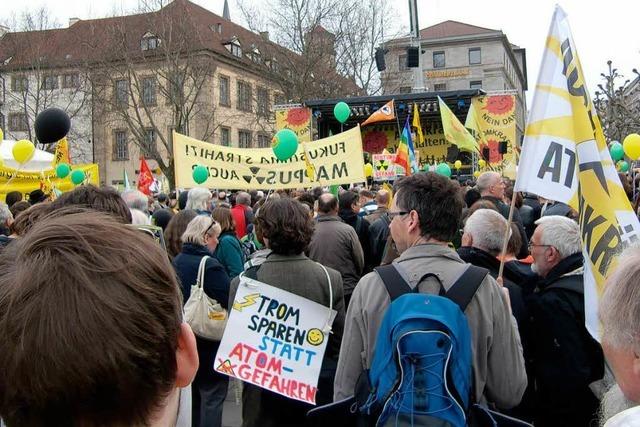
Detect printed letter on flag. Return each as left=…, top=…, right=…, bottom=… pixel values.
left=514, top=6, right=640, bottom=339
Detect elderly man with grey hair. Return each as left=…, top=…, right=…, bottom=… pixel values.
left=231, top=191, right=254, bottom=239
left=599, top=245, right=640, bottom=426
left=526, top=215, right=604, bottom=426
left=185, top=187, right=212, bottom=214
left=0, top=202, right=14, bottom=248
left=121, top=189, right=149, bottom=213
left=477, top=171, right=529, bottom=258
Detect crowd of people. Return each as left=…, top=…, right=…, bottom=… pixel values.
left=0, top=171, right=638, bottom=427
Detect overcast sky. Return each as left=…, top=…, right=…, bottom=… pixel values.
left=2, top=0, right=639, bottom=105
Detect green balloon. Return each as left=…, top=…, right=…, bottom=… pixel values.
left=435, top=163, right=452, bottom=178
left=192, top=165, right=209, bottom=184
left=610, top=142, right=624, bottom=161
left=56, top=163, right=71, bottom=179
left=70, top=169, right=85, bottom=185
left=618, top=160, right=629, bottom=173
left=333, top=102, right=350, bottom=124
left=272, top=129, right=299, bottom=161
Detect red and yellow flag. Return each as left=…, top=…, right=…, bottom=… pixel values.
left=137, top=157, right=154, bottom=195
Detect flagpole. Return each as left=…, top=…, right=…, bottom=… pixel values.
left=497, top=181, right=518, bottom=283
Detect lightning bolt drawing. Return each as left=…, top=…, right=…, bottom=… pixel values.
left=232, top=293, right=261, bottom=311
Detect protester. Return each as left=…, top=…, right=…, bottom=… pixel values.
left=157, top=192, right=169, bottom=209
left=334, top=172, right=527, bottom=409
left=211, top=206, right=245, bottom=278
left=0, top=202, right=13, bottom=238
left=130, top=208, right=151, bottom=225
left=358, top=189, right=377, bottom=217
left=121, top=189, right=149, bottom=214
left=173, top=216, right=230, bottom=427
left=165, top=209, right=198, bottom=260
left=506, top=186, right=536, bottom=239
left=10, top=203, right=55, bottom=237
left=338, top=190, right=373, bottom=272
left=8, top=201, right=30, bottom=222
left=364, top=189, right=390, bottom=224
left=477, top=171, right=529, bottom=257
left=527, top=215, right=604, bottom=426
left=186, top=188, right=212, bottom=214
left=0, top=210, right=198, bottom=427
left=152, top=208, right=174, bottom=231
left=367, top=211, right=391, bottom=267
left=178, top=190, right=189, bottom=211
left=230, top=191, right=254, bottom=239
left=230, top=198, right=345, bottom=427
left=308, top=193, right=364, bottom=308
left=51, top=184, right=132, bottom=224
left=599, top=245, right=640, bottom=426
left=4, top=191, right=22, bottom=209
left=28, top=189, right=49, bottom=205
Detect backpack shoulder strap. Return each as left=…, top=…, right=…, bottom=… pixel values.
left=445, top=265, right=487, bottom=312
left=374, top=264, right=412, bottom=302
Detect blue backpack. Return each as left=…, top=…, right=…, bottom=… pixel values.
left=358, top=264, right=486, bottom=427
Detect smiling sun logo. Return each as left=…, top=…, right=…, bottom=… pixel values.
left=306, top=328, right=325, bottom=346
left=483, top=95, right=515, bottom=116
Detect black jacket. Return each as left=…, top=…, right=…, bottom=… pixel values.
left=368, top=213, right=390, bottom=267
left=481, top=195, right=530, bottom=259
left=339, top=209, right=373, bottom=273
left=527, top=253, right=604, bottom=427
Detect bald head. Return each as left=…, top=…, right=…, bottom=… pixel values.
left=376, top=190, right=390, bottom=207
left=317, top=193, right=338, bottom=214
left=476, top=172, right=505, bottom=199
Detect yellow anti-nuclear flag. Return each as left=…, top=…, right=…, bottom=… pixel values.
left=438, top=96, right=479, bottom=153
left=514, top=6, right=640, bottom=340
left=52, top=137, right=70, bottom=166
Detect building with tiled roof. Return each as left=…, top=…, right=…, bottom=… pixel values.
left=381, top=19, right=528, bottom=139
left=0, top=0, right=360, bottom=187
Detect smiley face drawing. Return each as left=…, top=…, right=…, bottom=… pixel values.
left=306, top=328, right=325, bottom=346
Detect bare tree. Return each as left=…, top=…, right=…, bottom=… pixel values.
left=594, top=61, right=640, bottom=142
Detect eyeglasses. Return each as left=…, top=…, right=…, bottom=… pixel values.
left=388, top=210, right=409, bottom=220
left=528, top=242, right=553, bottom=250
left=205, top=219, right=218, bottom=236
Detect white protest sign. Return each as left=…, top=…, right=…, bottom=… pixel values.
left=214, top=275, right=336, bottom=404
left=373, top=153, right=402, bottom=181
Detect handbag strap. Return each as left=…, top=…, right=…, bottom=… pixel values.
left=316, top=262, right=334, bottom=335
left=196, top=256, right=210, bottom=289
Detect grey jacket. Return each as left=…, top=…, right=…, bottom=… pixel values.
left=333, top=243, right=527, bottom=409
left=308, top=215, right=364, bottom=295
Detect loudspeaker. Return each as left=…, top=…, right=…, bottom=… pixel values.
left=407, top=47, right=419, bottom=68
left=446, top=146, right=459, bottom=163
left=499, top=141, right=508, bottom=154
left=375, top=48, right=386, bottom=71
left=482, top=147, right=491, bottom=160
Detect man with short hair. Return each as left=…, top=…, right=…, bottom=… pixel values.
left=51, top=184, right=133, bottom=224
left=527, top=215, right=604, bottom=426
left=308, top=193, right=364, bottom=307
left=358, top=189, right=377, bottom=217
left=231, top=191, right=254, bottom=239
left=0, top=209, right=198, bottom=426
left=365, top=190, right=390, bottom=224
left=599, top=245, right=640, bottom=426
left=121, top=189, right=149, bottom=213
left=477, top=171, right=529, bottom=257
left=334, top=173, right=527, bottom=409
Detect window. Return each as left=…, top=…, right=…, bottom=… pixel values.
left=470, top=80, right=483, bottom=90
left=238, top=130, right=252, bottom=148
left=274, top=93, right=286, bottom=106
left=141, top=35, right=160, bottom=51
left=398, top=54, right=408, bottom=71
left=257, top=87, right=269, bottom=117
left=433, top=51, right=445, bottom=68
left=113, top=130, right=129, bottom=161
left=226, top=39, right=242, bottom=58
left=167, top=73, right=184, bottom=104
left=42, top=75, right=58, bottom=90
left=219, top=75, right=230, bottom=106
left=8, top=113, right=28, bottom=131
left=142, top=77, right=156, bottom=106
left=257, top=133, right=270, bottom=148
left=63, top=73, right=80, bottom=88
left=143, top=128, right=156, bottom=156
left=115, top=79, right=128, bottom=106
left=399, top=86, right=412, bottom=94
left=11, top=76, right=28, bottom=92
left=220, top=126, right=231, bottom=146
left=251, top=48, right=262, bottom=64
left=469, top=48, right=481, bottom=65
left=237, top=81, right=252, bottom=112
left=433, top=83, right=447, bottom=91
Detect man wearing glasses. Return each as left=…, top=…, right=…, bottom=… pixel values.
left=527, top=215, right=604, bottom=426
left=334, top=173, right=527, bottom=410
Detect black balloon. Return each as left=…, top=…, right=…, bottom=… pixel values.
left=34, top=108, right=71, bottom=144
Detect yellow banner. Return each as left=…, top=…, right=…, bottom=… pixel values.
left=362, top=123, right=449, bottom=165
left=469, top=95, right=518, bottom=178
left=0, top=163, right=100, bottom=202
left=275, top=107, right=312, bottom=142
left=173, top=127, right=365, bottom=190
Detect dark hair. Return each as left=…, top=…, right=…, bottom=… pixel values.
left=461, top=199, right=498, bottom=225
left=464, top=188, right=481, bottom=208
left=164, top=209, right=198, bottom=259
left=0, top=209, right=182, bottom=426
left=359, top=189, right=374, bottom=199
left=5, top=191, right=23, bottom=208
left=51, top=185, right=132, bottom=224
left=178, top=190, right=189, bottom=210
left=11, top=203, right=55, bottom=236
left=296, top=192, right=315, bottom=211
left=212, top=206, right=235, bottom=233
left=339, top=190, right=359, bottom=211
left=394, top=172, right=464, bottom=242
left=256, top=199, right=314, bottom=255
left=506, top=222, right=522, bottom=257
left=157, top=193, right=168, bottom=203
left=317, top=193, right=338, bottom=213
left=311, top=186, right=324, bottom=201
left=9, top=200, right=30, bottom=219
left=151, top=208, right=174, bottom=231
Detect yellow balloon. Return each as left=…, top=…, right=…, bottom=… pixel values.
left=478, top=159, right=486, bottom=169
left=623, top=133, right=640, bottom=160
left=473, top=170, right=481, bottom=178
left=454, top=160, right=462, bottom=169
left=364, top=163, right=373, bottom=178
left=0, top=127, right=4, bottom=142
left=12, top=139, right=35, bottom=164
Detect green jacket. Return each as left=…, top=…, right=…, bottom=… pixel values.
left=214, top=231, right=245, bottom=278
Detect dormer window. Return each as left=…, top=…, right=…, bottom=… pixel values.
left=251, top=47, right=261, bottom=63
left=225, top=37, right=242, bottom=58
left=141, top=32, right=161, bottom=51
